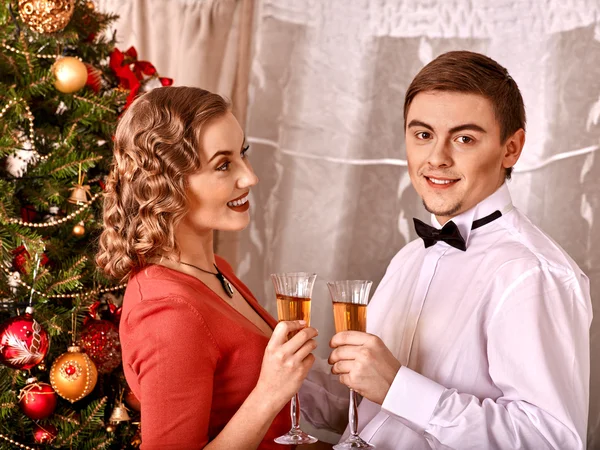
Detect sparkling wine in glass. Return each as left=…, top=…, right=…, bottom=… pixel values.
left=327, top=280, right=374, bottom=450
left=271, top=272, right=318, bottom=445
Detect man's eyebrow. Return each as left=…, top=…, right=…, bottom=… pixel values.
left=407, top=120, right=433, bottom=130
left=448, top=124, right=487, bottom=134
left=407, top=120, right=487, bottom=134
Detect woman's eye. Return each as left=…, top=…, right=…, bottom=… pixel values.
left=416, top=132, right=431, bottom=140
left=241, top=145, right=250, bottom=158
left=456, top=136, right=473, bottom=144
left=216, top=161, right=230, bottom=171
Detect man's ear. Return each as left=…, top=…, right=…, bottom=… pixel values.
left=502, top=128, right=525, bottom=170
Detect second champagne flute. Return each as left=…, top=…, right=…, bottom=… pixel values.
left=328, top=280, right=375, bottom=450
left=270, top=272, right=318, bottom=445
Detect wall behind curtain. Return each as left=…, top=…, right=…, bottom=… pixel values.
left=96, top=0, right=254, bottom=263
left=240, top=0, right=600, bottom=445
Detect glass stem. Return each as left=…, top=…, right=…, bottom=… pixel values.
left=349, top=388, right=359, bottom=437
left=291, top=393, right=301, bottom=431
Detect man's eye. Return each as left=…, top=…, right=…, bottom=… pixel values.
left=416, top=132, right=431, bottom=140
left=456, top=136, right=473, bottom=144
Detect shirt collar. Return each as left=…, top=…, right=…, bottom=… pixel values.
left=431, top=183, right=513, bottom=247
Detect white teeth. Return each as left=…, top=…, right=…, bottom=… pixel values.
left=428, top=177, right=455, bottom=185
left=228, top=195, right=249, bottom=207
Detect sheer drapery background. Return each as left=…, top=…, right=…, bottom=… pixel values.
left=240, top=0, right=600, bottom=446
left=97, top=0, right=600, bottom=446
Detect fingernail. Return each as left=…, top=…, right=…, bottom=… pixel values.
left=298, top=320, right=307, bottom=325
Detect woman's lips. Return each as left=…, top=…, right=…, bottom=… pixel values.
left=227, top=193, right=249, bottom=211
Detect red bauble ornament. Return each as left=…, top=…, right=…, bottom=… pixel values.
left=19, top=377, right=57, bottom=420
left=79, top=320, right=121, bottom=374
left=0, top=309, right=49, bottom=370
left=85, top=63, right=102, bottom=93
left=33, top=423, right=57, bottom=444
left=124, top=389, right=141, bottom=412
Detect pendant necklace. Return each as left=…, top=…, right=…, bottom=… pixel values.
left=178, top=261, right=235, bottom=298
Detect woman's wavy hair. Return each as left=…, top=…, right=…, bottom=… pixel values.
left=96, top=86, right=230, bottom=281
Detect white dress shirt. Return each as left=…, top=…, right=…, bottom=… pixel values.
left=300, top=183, right=592, bottom=449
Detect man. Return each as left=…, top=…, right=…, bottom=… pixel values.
left=300, top=51, right=592, bottom=449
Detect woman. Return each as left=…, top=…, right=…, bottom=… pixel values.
left=96, top=86, right=318, bottom=449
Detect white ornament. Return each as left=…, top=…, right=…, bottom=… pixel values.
left=8, top=271, right=20, bottom=295
left=44, top=206, right=60, bottom=222
left=56, top=101, right=68, bottom=115
left=140, top=77, right=163, bottom=93
left=6, top=133, right=38, bottom=178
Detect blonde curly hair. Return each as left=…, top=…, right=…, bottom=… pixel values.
left=96, top=86, right=230, bottom=281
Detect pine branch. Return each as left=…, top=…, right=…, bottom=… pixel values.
left=49, top=155, right=104, bottom=177
left=55, top=396, right=107, bottom=446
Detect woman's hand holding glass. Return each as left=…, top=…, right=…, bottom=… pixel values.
left=254, top=321, right=318, bottom=414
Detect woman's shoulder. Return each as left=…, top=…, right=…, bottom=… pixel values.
left=122, top=265, right=216, bottom=325
left=126, top=264, right=208, bottom=300
left=121, top=268, right=222, bottom=354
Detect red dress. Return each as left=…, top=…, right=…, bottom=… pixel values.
left=120, top=256, right=291, bottom=449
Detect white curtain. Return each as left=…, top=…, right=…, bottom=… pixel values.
left=95, top=0, right=238, bottom=96
left=240, top=0, right=600, bottom=446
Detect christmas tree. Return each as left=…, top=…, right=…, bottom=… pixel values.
left=0, top=1, right=170, bottom=447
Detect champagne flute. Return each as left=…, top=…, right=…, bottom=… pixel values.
left=270, top=272, right=318, bottom=445
left=327, top=280, right=374, bottom=450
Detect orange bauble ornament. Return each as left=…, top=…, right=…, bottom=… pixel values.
left=72, top=221, right=85, bottom=237
left=52, top=57, right=88, bottom=93
left=49, top=345, right=98, bottom=403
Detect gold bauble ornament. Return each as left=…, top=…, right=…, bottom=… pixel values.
left=52, top=57, right=88, bottom=93
left=86, top=1, right=95, bottom=10
left=72, top=221, right=85, bottom=237
left=18, top=0, right=75, bottom=34
left=49, top=345, right=98, bottom=403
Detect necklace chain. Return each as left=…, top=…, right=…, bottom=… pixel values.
left=177, top=260, right=235, bottom=298
left=178, top=260, right=219, bottom=275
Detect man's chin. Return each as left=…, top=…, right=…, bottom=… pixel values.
left=422, top=199, right=463, bottom=218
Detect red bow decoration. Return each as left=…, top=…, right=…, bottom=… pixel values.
left=85, top=295, right=122, bottom=326
left=109, top=46, right=173, bottom=109
left=12, top=246, right=49, bottom=274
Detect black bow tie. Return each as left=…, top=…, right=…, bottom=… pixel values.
left=413, top=210, right=502, bottom=252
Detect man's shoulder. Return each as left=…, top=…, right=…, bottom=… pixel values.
left=492, top=208, right=584, bottom=279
